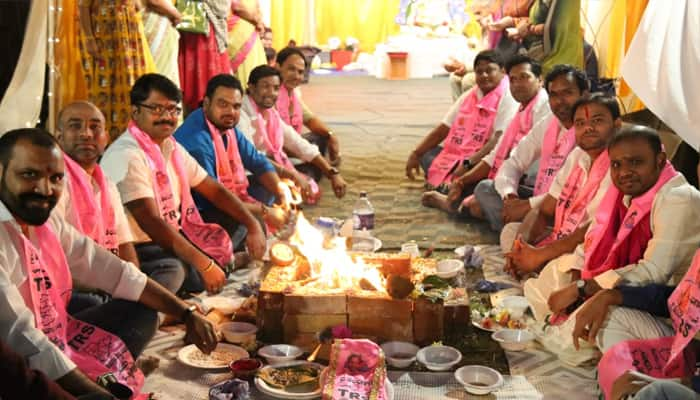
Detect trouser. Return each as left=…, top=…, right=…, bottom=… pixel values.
left=474, top=179, right=534, bottom=232
left=247, top=175, right=277, bottom=206
left=631, top=381, right=699, bottom=400
left=450, top=72, right=475, bottom=102
left=199, top=208, right=249, bottom=252
left=135, top=242, right=195, bottom=295
left=596, top=306, right=674, bottom=353
left=522, top=253, right=579, bottom=322
left=419, top=146, right=443, bottom=178
left=294, top=132, right=329, bottom=182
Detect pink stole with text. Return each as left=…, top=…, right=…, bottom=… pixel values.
left=249, top=99, right=320, bottom=204
left=426, top=77, right=509, bottom=187
left=533, top=119, right=577, bottom=195
left=321, top=339, right=387, bottom=400
left=276, top=86, right=304, bottom=134
left=205, top=118, right=256, bottom=204
left=488, top=90, right=542, bottom=179
left=597, top=249, right=700, bottom=399
left=582, top=162, right=678, bottom=279
left=62, top=155, right=119, bottom=255
left=128, top=121, right=233, bottom=266
left=8, top=221, right=144, bottom=394
left=539, top=151, right=610, bottom=246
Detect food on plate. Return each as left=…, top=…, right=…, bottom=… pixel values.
left=187, top=347, right=245, bottom=368
left=257, top=364, right=320, bottom=389
left=270, top=242, right=296, bottom=266
left=474, top=309, right=526, bottom=330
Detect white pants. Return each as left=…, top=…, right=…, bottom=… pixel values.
left=524, top=253, right=579, bottom=322
left=450, top=72, right=475, bottom=102
left=596, top=306, right=674, bottom=353
left=500, top=222, right=521, bottom=253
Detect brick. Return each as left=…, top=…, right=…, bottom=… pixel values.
left=349, top=315, right=413, bottom=342
left=286, top=333, right=332, bottom=361
left=282, top=314, right=348, bottom=335
left=413, top=298, right=444, bottom=346
left=257, top=309, right=284, bottom=343
left=258, top=291, right=284, bottom=312
left=283, top=294, right=347, bottom=315
left=443, top=304, right=470, bottom=333
left=347, top=295, right=412, bottom=319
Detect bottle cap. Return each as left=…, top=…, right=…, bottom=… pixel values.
left=359, top=191, right=367, bottom=197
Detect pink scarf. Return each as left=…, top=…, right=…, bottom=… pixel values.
left=533, top=119, right=577, bottom=195
left=322, top=339, right=387, bottom=400
left=488, top=89, right=543, bottom=178
left=539, top=150, right=610, bottom=246
left=227, top=13, right=259, bottom=72
left=62, top=155, right=118, bottom=255
left=249, top=98, right=320, bottom=204
left=582, top=162, right=678, bottom=279
left=205, top=117, right=255, bottom=204
left=597, top=249, right=700, bottom=399
left=128, top=121, right=233, bottom=266
left=427, top=76, right=510, bottom=187
left=276, top=86, right=304, bottom=134
left=8, top=221, right=144, bottom=395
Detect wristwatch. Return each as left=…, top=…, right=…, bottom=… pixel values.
left=462, top=159, right=472, bottom=169
left=327, top=167, right=340, bottom=176
left=180, top=304, right=198, bottom=323
left=576, top=279, right=586, bottom=299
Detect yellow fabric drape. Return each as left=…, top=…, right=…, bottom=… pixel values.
left=270, top=0, right=308, bottom=51
left=56, top=0, right=87, bottom=113
left=619, top=0, right=648, bottom=111
left=602, top=0, right=626, bottom=79
left=314, top=0, right=401, bottom=53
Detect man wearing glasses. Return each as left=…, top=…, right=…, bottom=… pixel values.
left=101, top=74, right=266, bottom=296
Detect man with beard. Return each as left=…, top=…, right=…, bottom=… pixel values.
left=238, top=65, right=347, bottom=202
left=0, top=128, right=218, bottom=398
left=100, top=74, right=266, bottom=295
left=405, top=50, right=519, bottom=193
left=421, top=55, right=551, bottom=215
left=275, top=47, right=342, bottom=166
left=175, top=74, right=290, bottom=241
left=480, top=65, right=588, bottom=232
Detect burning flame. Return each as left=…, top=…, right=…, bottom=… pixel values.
left=276, top=180, right=386, bottom=293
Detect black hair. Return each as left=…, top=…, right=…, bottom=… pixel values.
left=572, top=92, right=621, bottom=121
left=505, top=54, right=542, bottom=77
left=264, top=26, right=272, bottom=34
left=130, top=73, right=182, bottom=105
left=265, top=47, right=277, bottom=63
left=544, top=64, right=589, bottom=93
left=473, top=49, right=504, bottom=70
left=608, top=125, right=663, bottom=155
left=0, top=128, right=59, bottom=168
left=276, top=47, right=306, bottom=68
left=205, top=74, right=243, bottom=100
left=248, top=65, right=281, bottom=86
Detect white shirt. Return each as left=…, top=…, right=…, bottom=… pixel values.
left=441, top=81, right=520, bottom=136
left=0, top=201, right=147, bottom=380
left=239, top=95, right=320, bottom=162
left=54, top=165, right=133, bottom=245
left=100, top=129, right=209, bottom=243
left=482, top=88, right=552, bottom=167
left=494, top=114, right=563, bottom=208
left=571, top=175, right=700, bottom=289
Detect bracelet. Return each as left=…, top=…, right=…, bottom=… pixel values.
left=201, top=259, right=215, bottom=273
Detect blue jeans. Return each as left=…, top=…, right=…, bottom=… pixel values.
left=419, top=146, right=443, bottom=178
left=294, top=132, right=329, bottom=182
left=474, top=179, right=534, bottom=232
left=632, top=381, right=698, bottom=400
left=135, top=243, right=192, bottom=294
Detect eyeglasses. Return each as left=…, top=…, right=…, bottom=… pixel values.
left=137, top=103, right=182, bottom=117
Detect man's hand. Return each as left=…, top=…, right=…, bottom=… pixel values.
left=263, top=205, right=290, bottom=229
left=185, top=311, right=218, bottom=354
left=406, top=151, right=422, bottom=180
left=328, top=135, right=341, bottom=167
left=245, top=223, right=267, bottom=260
left=291, top=171, right=312, bottom=200
left=447, top=180, right=464, bottom=206
left=548, top=282, right=579, bottom=315
left=610, top=371, right=648, bottom=400
left=505, top=237, right=546, bottom=275
left=572, top=289, right=620, bottom=350
left=330, top=174, right=347, bottom=198
left=502, top=196, right=531, bottom=224
left=200, top=262, right=226, bottom=294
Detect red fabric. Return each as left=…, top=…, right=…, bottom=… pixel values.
left=178, top=23, right=231, bottom=110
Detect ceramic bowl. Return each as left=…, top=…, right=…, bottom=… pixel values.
left=416, top=345, right=462, bottom=371
left=454, top=365, right=504, bottom=395
left=435, top=259, right=463, bottom=279
left=491, top=329, right=536, bottom=351
left=229, top=357, right=262, bottom=380
left=500, top=295, right=530, bottom=319
left=257, top=344, right=304, bottom=365
left=220, top=321, right=257, bottom=344
left=380, top=341, right=420, bottom=368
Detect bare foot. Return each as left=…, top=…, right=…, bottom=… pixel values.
left=421, top=191, right=452, bottom=212
left=135, top=355, right=160, bottom=376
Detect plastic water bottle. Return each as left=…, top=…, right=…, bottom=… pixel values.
left=352, top=191, right=375, bottom=237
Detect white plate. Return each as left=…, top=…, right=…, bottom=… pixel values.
left=201, top=296, right=246, bottom=315
left=177, top=343, right=249, bottom=369
left=454, top=245, right=481, bottom=258
left=255, top=361, right=324, bottom=399
left=351, top=237, right=382, bottom=252
left=472, top=316, right=531, bottom=333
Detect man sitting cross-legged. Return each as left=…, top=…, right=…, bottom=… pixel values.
left=405, top=50, right=519, bottom=194
left=175, top=74, right=290, bottom=242
left=101, top=73, right=266, bottom=295
left=0, top=128, right=218, bottom=399
left=421, top=55, right=551, bottom=215
left=503, top=93, right=620, bottom=284
left=476, top=64, right=589, bottom=232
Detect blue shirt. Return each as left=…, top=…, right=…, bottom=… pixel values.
left=174, top=108, right=274, bottom=212
left=619, top=284, right=674, bottom=318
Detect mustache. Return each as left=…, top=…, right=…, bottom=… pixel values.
left=19, top=193, right=57, bottom=205
left=154, top=120, right=175, bottom=127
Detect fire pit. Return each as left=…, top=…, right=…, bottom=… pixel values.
left=257, top=206, right=470, bottom=351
